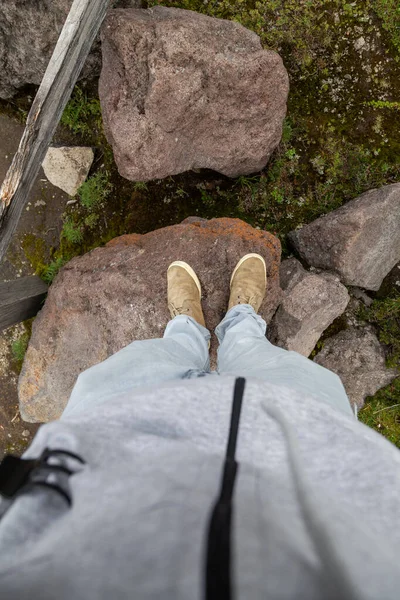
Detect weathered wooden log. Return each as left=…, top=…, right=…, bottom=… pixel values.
left=0, top=0, right=110, bottom=263
left=0, top=277, right=48, bottom=331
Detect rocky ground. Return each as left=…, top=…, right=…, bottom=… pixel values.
left=0, top=0, right=399, bottom=452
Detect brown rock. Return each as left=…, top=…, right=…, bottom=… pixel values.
left=268, top=258, right=349, bottom=356
left=99, top=7, right=289, bottom=181
left=19, top=218, right=281, bottom=422
left=0, top=0, right=141, bottom=99
left=288, top=184, right=400, bottom=291
left=314, top=328, right=398, bottom=409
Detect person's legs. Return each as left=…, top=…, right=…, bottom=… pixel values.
left=63, top=261, right=210, bottom=417
left=216, top=255, right=354, bottom=417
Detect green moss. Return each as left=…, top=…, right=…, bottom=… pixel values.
left=369, top=0, right=400, bottom=55
left=20, top=234, right=48, bottom=275
left=359, top=379, right=400, bottom=448
left=366, top=100, right=400, bottom=111
left=84, top=213, right=101, bottom=228
left=357, top=293, right=400, bottom=444
left=359, top=294, right=400, bottom=368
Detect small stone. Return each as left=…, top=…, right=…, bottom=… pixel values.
left=22, top=429, right=30, bottom=438
left=349, top=287, right=374, bottom=307
left=42, top=146, right=94, bottom=196
left=354, top=37, right=366, bottom=51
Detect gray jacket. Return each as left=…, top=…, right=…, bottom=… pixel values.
left=0, top=375, right=400, bottom=600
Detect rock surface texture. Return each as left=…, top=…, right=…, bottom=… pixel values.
left=268, top=258, right=349, bottom=356
left=42, top=147, right=94, bottom=196
left=0, top=0, right=141, bottom=99
left=99, top=7, right=289, bottom=180
left=19, top=218, right=281, bottom=422
left=289, top=184, right=400, bottom=291
left=314, top=328, right=398, bottom=409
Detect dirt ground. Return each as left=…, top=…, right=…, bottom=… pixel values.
left=0, top=113, right=70, bottom=458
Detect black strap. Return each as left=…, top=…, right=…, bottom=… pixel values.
left=226, top=378, right=245, bottom=463
left=0, top=448, right=85, bottom=505
left=205, top=377, right=246, bottom=600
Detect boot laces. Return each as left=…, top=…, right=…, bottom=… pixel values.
left=236, top=293, right=258, bottom=307
left=169, top=302, right=191, bottom=317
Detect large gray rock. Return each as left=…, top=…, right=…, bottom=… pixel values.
left=19, top=218, right=281, bottom=422
left=289, top=184, right=400, bottom=291
left=268, top=258, right=349, bottom=356
left=42, top=147, right=94, bottom=196
left=0, top=0, right=141, bottom=99
left=314, top=328, right=398, bottom=409
left=99, top=7, right=289, bottom=181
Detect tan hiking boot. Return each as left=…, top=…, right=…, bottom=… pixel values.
left=228, top=253, right=267, bottom=313
left=167, top=261, right=206, bottom=327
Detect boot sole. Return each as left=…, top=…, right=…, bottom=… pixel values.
left=168, top=261, right=202, bottom=298
left=230, top=253, right=267, bottom=286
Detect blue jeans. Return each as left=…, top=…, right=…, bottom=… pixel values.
left=64, top=305, right=353, bottom=417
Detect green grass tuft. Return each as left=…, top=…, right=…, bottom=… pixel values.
left=61, top=86, right=103, bottom=138
left=62, top=217, right=83, bottom=244
left=78, top=171, right=113, bottom=210
left=42, top=257, right=69, bottom=284
left=133, top=181, right=149, bottom=192
left=11, top=334, right=30, bottom=366
left=84, top=213, right=101, bottom=228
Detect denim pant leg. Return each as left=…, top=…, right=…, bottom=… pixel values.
left=215, top=304, right=354, bottom=417
left=62, top=315, right=211, bottom=418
